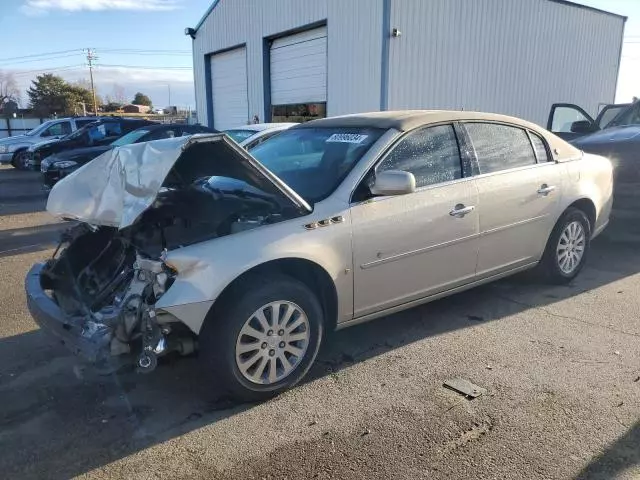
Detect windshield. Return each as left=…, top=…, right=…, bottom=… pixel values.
left=607, top=102, right=640, bottom=128
left=111, top=129, right=150, bottom=147
left=250, top=127, right=384, bottom=203
left=25, top=121, right=55, bottom=136
left=224, top=129, right=257, bottom=143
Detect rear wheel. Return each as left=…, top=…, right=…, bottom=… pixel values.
left=199, top=274, right=324, bottom=401
left=538, top=207, right=591, bottom=284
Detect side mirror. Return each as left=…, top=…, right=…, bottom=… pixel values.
left=570, top=120, right=595, bottom=134
left=371, top=170, right=416, bottom=196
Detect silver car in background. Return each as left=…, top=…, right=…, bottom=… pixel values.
left=26, top=111, right=613, bottom=401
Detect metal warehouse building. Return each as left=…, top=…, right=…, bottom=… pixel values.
left=190, top=0, right=625, bottom=131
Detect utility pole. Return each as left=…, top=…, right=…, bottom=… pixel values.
left=85, top=48, right=98, bottom=115
left=167, top=84, right=171, bottom=107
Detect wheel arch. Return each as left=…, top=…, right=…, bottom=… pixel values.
left=566, top=198, right=596, bottom=233
left=204, top=257, right=339, bottom=333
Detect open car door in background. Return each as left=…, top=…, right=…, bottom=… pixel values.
left=547, top=103, right=631, bottom=141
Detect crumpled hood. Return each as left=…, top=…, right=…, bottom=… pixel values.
left=46, top=133, right=311, bottom=229
left=572, top=125, right=640, bottom=147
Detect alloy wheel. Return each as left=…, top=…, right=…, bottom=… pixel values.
left=556, top=220, right=586, bottom=274
left=235, top=301, right=310, bottom=385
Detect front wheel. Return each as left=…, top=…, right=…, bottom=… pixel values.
left=10, top=150, right=28, bottom=170
left=538, top=207, right=591, bottom=284
left=199, top=274, right=324, bottom=401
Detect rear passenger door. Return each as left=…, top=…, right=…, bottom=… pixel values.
left=463, top=122, right=562, bottom=277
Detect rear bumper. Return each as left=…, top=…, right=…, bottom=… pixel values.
left=25, top=263, right=111, bottom=363
left=0, top=152, right=12, bottom=164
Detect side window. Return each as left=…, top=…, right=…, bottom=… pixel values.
left=465, top=123, right=536, bottom=174
left=529, top=132, right=549, bottom=163
left=104, top=122, right=123, bottom=136
left=45, top=121, right=71, bottom=137
left=377, top=124, right=462, bottom=188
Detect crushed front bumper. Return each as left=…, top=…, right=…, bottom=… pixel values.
left=25, top=263, right=111, bottom=363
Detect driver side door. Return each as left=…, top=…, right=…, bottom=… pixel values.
left=350, top=124, right=480, bottom=318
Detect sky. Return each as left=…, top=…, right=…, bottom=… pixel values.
left=0, top=0, right=212, bottom=109
left=0, top=0, right=638, bottom=111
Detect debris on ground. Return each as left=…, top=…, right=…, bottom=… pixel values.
left=443, top=378, right=487, bottom=399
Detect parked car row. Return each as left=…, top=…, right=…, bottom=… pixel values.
left=0, top=116, right=100, bottom=168
left=40, top=122, right=215, bottom=189
left=25, top=108, right=614, bottom=401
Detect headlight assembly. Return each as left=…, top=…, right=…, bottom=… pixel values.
left=53, top=160, right=78, bottom=169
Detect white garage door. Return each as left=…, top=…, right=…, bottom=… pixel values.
left=270, top=26, right=327, bottom=106
left=211, top=47, right=248, bottom=130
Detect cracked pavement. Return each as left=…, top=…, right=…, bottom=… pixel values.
left=0, top=165, right=639, bottom=479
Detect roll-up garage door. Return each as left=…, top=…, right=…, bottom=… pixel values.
left=270, top=26, right=327, bottom=106
left=210, top=47, right=248, bottom=130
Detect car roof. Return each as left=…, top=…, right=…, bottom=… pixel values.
left=294, top=110, right=581, bottom=161
left=294, top=110, right=545, bottom=132
left=227, top=122, right=298, bottom=132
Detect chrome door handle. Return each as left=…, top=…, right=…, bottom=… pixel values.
left=449, top=204, right=475, bottom=218
left=537, top=184, right=556, bottom=195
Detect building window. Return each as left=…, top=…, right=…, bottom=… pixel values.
left=271, top=102, right=326, bottom=123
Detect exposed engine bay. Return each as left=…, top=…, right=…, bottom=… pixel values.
left=36, top=137, right=302, bottom=372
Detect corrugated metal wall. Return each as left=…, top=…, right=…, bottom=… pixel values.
left=386, top=0, right=624, bottom=125
left=192, top=0, right=623, bottom=128
left=192, top=0, right=383, bottom=128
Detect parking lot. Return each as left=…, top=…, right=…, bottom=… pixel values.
left=0, top=164, right=639, bottom=479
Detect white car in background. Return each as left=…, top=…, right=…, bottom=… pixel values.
left=224, top=123, right=298, bottom=149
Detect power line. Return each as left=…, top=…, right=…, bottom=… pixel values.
left=0, top=49, right=81, bottom=62
left=0, top=53, right=82, bottom=65
left=11, top=65, right=85, bottom=77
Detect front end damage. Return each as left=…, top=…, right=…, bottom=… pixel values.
left=25, top=134, right=310, bottom=373
left=26, top=224, right=196, bottom=372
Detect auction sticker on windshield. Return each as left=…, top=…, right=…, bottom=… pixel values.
left=326, top=133, right=369, bottom=143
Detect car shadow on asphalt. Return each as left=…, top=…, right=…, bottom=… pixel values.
left=0, top=168, right=47, bottom=214
left=0, top=222, right=67, bottom=258
left=0, top=230, right=639, bottom=479
left=575, top=420, right=640, bottom=480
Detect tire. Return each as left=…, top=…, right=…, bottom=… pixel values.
left=199, top=273, right=324, bottom=402
left=10, top=150, right=28, bottom=170
left=538, top=207, right=591, bottom=284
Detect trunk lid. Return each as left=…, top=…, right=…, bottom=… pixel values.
left=46, top=133, right=312, bottom=229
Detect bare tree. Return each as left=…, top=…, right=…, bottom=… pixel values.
left=112, top=83, right=126, bottom=104
left=0, top=71, right=20, bottom=106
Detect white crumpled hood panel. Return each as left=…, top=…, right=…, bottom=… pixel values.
left=46, top=136, right=191, bottom=229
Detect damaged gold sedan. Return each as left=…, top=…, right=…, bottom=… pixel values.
left=25, top=112, right=613, bottom=400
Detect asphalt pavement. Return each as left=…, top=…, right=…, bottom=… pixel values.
left=0, top=165, right=639, bottom=479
